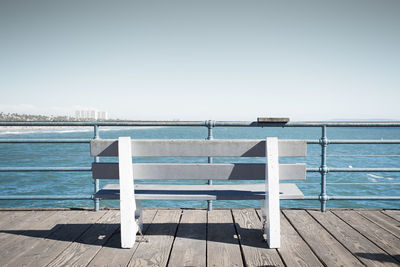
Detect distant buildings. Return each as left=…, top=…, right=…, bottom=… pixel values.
left=75, top=110, right=108, bottom=120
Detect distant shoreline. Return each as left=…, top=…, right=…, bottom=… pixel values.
left=0, top=126, right=92, bottom=130
left=0, top=126, right=95, bottom=135
left=0, top=126, right=162, bottom=134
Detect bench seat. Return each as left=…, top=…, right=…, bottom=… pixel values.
left=94, top=183, right=304, bottom=200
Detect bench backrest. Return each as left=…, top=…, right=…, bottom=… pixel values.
left=90, top=139, right=307, bottom=181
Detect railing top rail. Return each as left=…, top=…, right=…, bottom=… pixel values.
left=1, top=121, right=400, bottom=127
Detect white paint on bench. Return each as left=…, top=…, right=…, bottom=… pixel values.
left=118, top=137, right=137, bottom=248
left=265, top=137, right=281, bottom=248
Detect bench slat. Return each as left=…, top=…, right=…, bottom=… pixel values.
left=94, top=183, right=304, bottom=200
left=90, top=139, right=306, bottom=157
left=92, top=163, right=306, bottom=181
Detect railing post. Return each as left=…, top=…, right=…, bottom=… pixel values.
left=319, top=125, right=329, bottom=212
left=206, top=120, right=215, bottom=211
left=93, top=125, right=100, bottom=211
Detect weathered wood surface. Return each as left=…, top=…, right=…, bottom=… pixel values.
left=168, top=210, right=207, bottom=267
left=207, top=209, right=243, bottom=267
left=128, top=209, right=181, bottom=267
left=333, top=210, right=400, bottom=263
left=257, top=117, right=290, bottom=123
left=0, top=209, right=399, bottom=267
left=91, top=139, right=306, bottom=157
left=309, top=210, right=398, bottom=267
left=48, top=210, right=120, bottom=267
left=232, top=209, right=284, bottom=266
left=88, top=209, right=157, bottom=267
left=383, top=209, right=400, bottom=222
left=95, top=183, right=304, bottom=200
left=358, top=210, right=400, bottom=237
left=0, top=210, right=57, bottom=250
left=283, top=209, right=364, bottom=266
left=92, top=162, right=306, bottom=181
left=256, top=210, right=323, bottom=266
left=0, top=210, right=30, bottom=228
left=5, top=210, right=106, bottom=267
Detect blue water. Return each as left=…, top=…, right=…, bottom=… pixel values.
left=0, top=126, right=399, bottom=209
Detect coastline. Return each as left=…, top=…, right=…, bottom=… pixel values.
left=0, top=126, right=93, bottom=131
left=0, top=126, right=162, bottom=134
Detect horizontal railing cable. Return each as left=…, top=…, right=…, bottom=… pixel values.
left=0, top=154, right=89, bottom=157
left=302, top=196, right=400, bottom=200
left=0, top=195, right=93, bottom=200
left=1, top=167, right=399, bottom=172
left=308, top=154, right=400, bottom=157
left=1, top=138, right=400, bottom=144
left=298, top=183, right=400, bottom=185
left=0, top=139, right=90, bottom=143
left=0, top=167, right=91, bottom=172
left=307, top=167, right=400, bottom=172
left=0, top=182, right=92, bottom=185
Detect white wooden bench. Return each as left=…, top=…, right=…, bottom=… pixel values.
left=91, top=137, right=307, bottom=249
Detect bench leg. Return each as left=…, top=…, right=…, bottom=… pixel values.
left=119, top=137, right=137, bottom=248
left=264, top=137, right=281, bottom=248
left=135, top=200, right=143, bottom=233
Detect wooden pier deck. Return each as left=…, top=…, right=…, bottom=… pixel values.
left=0, top=209, right=399, bottom=266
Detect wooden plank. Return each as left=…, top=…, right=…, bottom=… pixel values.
left=168, top=210, right=207, bottom=267
left=383, top=210, right=400, bottom=222
left=91, top=139, right=307, bottom=157
left=95, top=183, right=304, bottom=200
left=0, top=210, right=95, bottom=266
left=119, top=136, right=138, bottom=248
left=358, top=210, right=400, bottom=237
left=0, top=211, right=30, bottom=228
left=256, top=210, right=323, bottom=266
left=257, top=117, right=290, bottom=123
left=283, top=210, right=364, bottom=266
left=382, top=210, right=400, bottom=222
left=4, top=210, right=107, bottom=267
left=92, top=162, right=306, bottom=181
left=231, top=209, right=284, bottom=266
left=128, top=209, right=182, bottom=267
left=47, top=210, right=120, bottom=267
left=309, top=210, right=398, bottom=267
left=333, top=210, right=400, bottom=263
left=0, top=210, right=57, bottom=250
left=88, top=209, right=157, bottom=267
left=207, top=209, right=243, bottom=267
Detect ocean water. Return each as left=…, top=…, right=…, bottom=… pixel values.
left=0, top=126, right=399, bottom=209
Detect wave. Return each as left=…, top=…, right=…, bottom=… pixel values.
left=367, top=173, right=394, bottom=181
left=367, top=174, right=385, bottom=179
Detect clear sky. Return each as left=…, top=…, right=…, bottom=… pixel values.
left=1, top=0, right=399, bottom=121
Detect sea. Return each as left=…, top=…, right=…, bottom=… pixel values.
left=0, top=126, right=399, bottom=210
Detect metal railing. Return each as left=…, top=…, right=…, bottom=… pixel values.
left=0, top=120, right=399, bottom=212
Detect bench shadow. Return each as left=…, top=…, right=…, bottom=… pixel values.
left=0, top=222, right=268, bottom=249
left=355, top=253, right=400, bottom=264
